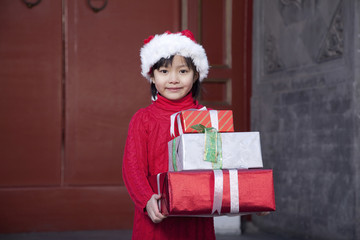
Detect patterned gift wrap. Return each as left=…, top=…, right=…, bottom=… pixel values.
left=148, top=169, right=276, bottom=216
left=170, top=110, right=234, bottom=137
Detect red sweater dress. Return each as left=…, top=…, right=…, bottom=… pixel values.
left=122, top=93, right=215, bottom=240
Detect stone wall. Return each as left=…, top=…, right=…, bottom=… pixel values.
left=354, top=1, right=360, bottom=239
left=251, top=1, right=359, bottom=239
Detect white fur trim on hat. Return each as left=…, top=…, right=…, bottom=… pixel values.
left=140, top=30, right=209, bottom=82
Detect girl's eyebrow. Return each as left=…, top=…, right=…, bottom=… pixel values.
left=159, top=64, right=188, bottom=69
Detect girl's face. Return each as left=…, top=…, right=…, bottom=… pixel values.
left=151, top=55, right=198, bottom=101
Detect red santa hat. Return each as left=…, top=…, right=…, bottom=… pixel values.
left=140, top=30, right=209, bottom=82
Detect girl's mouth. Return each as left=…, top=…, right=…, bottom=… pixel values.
left=167, top=87, right=182, bottom=91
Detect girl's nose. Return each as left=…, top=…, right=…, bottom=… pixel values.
left=168, top=71, right=180, bottom=83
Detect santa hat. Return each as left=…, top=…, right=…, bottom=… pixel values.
left=140, top=30, right=209, bottom=82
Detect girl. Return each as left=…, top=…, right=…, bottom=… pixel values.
left=122, top=30, right=215, bottom=239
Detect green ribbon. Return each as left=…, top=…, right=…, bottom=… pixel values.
left=191, top=124, right=223, bottom=169
left=172, top=139, right=178, bottom=171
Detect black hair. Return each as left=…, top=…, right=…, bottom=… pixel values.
left=150, top=55, right=201, bottom=100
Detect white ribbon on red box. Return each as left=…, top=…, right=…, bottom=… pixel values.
left=212, top=169, right=239, bottom=215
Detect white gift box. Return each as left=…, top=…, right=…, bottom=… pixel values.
left=168, top=132, right=263, bottom=171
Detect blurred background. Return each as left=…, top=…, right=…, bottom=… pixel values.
left=0, top=0, right=359, bottom=240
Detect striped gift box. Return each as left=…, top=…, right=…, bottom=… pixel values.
left=179, top=110, right=234, bottom=134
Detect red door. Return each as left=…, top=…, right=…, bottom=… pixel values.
left=0, top=0, right=181, bottom=233
left=0, top=0, right=252, bottom=233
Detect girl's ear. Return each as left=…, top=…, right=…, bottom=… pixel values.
left=193, top=72, right=199, bottom=82
left=151, top=77, right=155, bottom=84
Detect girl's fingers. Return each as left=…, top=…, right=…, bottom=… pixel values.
left=150, top=209, right=165, bottom=223
left=153, top=194, right=161, bottom=200
left=146, top=194, right=166, bottom=223
left=151, top=204, right=166, bottom=223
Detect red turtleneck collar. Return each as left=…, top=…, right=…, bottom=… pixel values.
left=152, top=93, right=200, bottom=112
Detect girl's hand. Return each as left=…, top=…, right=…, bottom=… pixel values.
left=256, top=212, right=270, bottom=216
left=146, top=194, right=167, bottom=223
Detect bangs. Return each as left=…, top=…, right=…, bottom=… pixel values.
left=153, top=55, right=175, bottom=69
left=151, top=55, right=196, bottom=73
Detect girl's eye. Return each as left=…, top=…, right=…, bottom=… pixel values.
left=180, top=69, right=188, bottom=74
left=159, top=69, right=168, bottom=74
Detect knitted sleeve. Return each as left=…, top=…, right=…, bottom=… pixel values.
left=122, top=109, right=154, bottom=212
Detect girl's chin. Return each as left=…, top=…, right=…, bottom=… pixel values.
left=163, top=93, right=187, bottom=100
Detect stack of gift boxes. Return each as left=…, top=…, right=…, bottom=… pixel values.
left=148, top=109, right=276, bottom=216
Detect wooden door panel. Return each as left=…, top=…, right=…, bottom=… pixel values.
left=200, top=0, right=233, bottom=108
left=64, top=0, right=181, bottom=185
left=0, top=0, right=62, bottom=186
left=231, top=0, right=253, bottom=131
left=185, top=0, right=253, bottom=131
left=202, top=0, right=227, bottom=66
left=0, top=187, right=133, bottom=233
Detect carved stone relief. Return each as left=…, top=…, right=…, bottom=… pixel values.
left=316, top=0, right=344, bottom=62
left=264, top=34, right=284, bottom=73
left=279, top=0, right=307, bottom=25
left=262, top=0, right=344, bottom=75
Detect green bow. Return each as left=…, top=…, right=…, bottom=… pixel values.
left=191, top=124, right=223, bottom=169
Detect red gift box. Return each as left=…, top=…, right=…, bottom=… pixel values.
left=170, top=109, right=234, bottom=137
left=148, top=169, right=276, bottom=216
